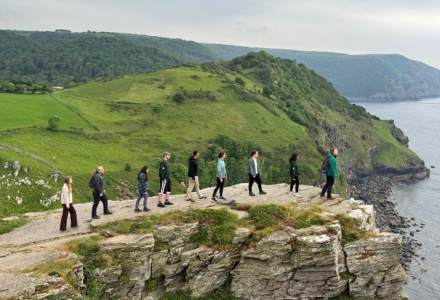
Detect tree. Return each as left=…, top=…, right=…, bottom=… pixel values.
left=172, top=92, right=186, bottom=103
left=3, top=82, right=15, bottom=93
left=234, top=77, right=246, bottom=86
left=262, top=86, right=273, bottom=97
left=48, top=116, right=61, bottom=130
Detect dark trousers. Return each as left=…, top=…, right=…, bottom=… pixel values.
left=290, top=176, right=299, bottom=192
left=212, top=177, right=224, bottom=197
left=321, top=176, right=335, bottom=198
left=248, top=173, right=262, bottom=193
left=92, top=192, right=109, bottom=217
left=60, top=204, right=78, bottom=231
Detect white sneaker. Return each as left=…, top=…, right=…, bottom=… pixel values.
left=294, top=193, right=302, bottom=197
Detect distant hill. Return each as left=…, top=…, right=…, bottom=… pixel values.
left=204, top=44, right=440, bottom=100
left=0, top=30, right=219, bottom=85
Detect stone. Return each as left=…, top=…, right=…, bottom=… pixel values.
left=232, top=228, right=251, bottom=244
left=2, top=216, right=19, bottom=221
left=154, top=223, right=199, bottom=246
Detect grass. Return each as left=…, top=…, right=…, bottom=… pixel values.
left=0, top=218, right=30, bottom=234
left=94, top=208, right=247, bottom=248
left=0, top=93, right=96, bottom=131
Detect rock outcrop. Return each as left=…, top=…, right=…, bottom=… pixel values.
left=0, top=186, right=409, bottom=300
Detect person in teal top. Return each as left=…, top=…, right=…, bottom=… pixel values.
left=211, top=151, right=227, bottom=202
left=320, top=148, right=338, bottom=200
left=289, top=153, right=302, bottom=197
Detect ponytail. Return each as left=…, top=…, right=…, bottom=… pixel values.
left=248, top=150, right=257, bottom=159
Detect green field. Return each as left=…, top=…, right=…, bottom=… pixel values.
left=0, top=93, right=96, bottom=131
left=0, top=52, right=422, bottom=223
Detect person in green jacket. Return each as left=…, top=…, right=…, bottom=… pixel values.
left=158, top=151, right=174, bottom=208
left=211, top=151, right=227, bottom=203
left=320, top=148, right=338, bottom=200
left=289, top=153, right=302, bottom=197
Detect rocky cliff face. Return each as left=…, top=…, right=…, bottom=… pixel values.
left=0, top=187, right=409, bottom=300
left=86, top=200, right=407, bottom=300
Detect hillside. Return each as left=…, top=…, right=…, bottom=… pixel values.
left=0, top=30, right=219, bottom=85
left=0, top=52, right=426, bottom=226
left=204, top=43, right=440, bottom=100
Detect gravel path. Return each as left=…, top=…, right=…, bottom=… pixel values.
left=0, top=183, right=322, bottom=248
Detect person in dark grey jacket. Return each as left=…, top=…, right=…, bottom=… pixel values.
left=92, top=166, right=113, bottom=219
left=247, top=150, right=267, bottom=196
left=135, top=166, right=150, bottom=212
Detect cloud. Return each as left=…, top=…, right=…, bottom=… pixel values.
left=1, top=0, right=440, bottom=68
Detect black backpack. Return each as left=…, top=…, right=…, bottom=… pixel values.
left=88, top=172, right=96, bottom=188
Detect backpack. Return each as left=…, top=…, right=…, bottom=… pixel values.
left=321, top=158, right=329, bottom=173
left=88, top=172, right=96, bottom=188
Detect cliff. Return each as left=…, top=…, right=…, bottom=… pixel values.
left=0, top=184, right=409, bottom=300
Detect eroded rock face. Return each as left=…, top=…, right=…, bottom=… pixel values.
left=2, top=200, right=407, bottom=300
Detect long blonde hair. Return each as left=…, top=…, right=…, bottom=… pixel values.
left=65, top=176, right=72, bottom=193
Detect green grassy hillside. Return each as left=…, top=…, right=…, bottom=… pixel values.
left=0, top=93, right=96, bottom=131
left=204, top=43, right=440, bottom=100
left=0, top=52, right=422, bottom=221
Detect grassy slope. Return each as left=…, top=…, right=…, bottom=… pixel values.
left=0, top=53, right=421, bottom=219
left=0, top=93, right=96, bottom=131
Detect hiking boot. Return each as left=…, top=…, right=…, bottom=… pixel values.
left=92, top=215, right=100, bottom=219
left=165, top=200, right=174, bottom=205
left=219, top=196, right=227, bottom=201
left=259, top=191, right=267, bottom=195
left=294, top=193, right=302, bottom=197
left=249, top=192, right=255, bottom=196
left=143, top=208, right=151, bottom=212
left=327, top=197, right=336, bottom=200
left=134, top=208, right=142, bottom=212
left=210, top=197, right=217, bottom=203
left=186, top=199, right=196, bottom=203
left=157, top=202, right=165, bottom=208
left=199, top=196, right=207, bottom=200
left=104, top=211, right=113, bottom=215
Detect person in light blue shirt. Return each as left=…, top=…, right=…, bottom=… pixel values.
left=211, top=151, right=227, bottom=202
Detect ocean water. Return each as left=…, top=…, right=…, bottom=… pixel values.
left=352, top=99, right=440, bottom=299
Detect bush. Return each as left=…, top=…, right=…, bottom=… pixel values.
left=234, top=77, right=246, bottom=86
left=172, top=92, right=186, bottom=103
left=248, top=204, right=287, bottom=230
left=125, top=163, right=131, bottom=172
left=48, top=116, right=61, bottom=130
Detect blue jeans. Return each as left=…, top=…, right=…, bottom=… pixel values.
left=135, top=191, right=148, bottom=209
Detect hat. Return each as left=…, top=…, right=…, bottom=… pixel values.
left=163, top=151, right=171, bottom=156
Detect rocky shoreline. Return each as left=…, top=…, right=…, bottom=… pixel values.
left=347, top=163, right=430, bottom=272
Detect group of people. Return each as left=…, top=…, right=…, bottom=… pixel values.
left=59, top=148, right=339, bottom=231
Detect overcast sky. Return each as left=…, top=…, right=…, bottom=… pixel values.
left=1, top=0, right=440, bottom=68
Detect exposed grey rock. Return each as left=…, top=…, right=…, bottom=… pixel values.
left=232, top=228, right=251, bottom=244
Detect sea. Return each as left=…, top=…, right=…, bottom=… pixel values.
left=352, top=98, right=440, bottom=300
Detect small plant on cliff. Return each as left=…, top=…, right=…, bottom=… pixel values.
left=248, top=204, right=287, bottom=230
left=336, top=213, right=366, bottom=244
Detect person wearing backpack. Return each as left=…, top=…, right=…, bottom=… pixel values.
left=135, top=166, right=150, bottom=212
left=158, top=152, right=174, bottom=207
left=91, top=166, right=113, bottom=219
left=289, top=153, right=302, bottom=197
left=248, top=150, right=267, bottom=196
left=186, top=150, right=206, bottom=203
left=320, top=148, right=338, bottom=200
left=60, top=176, right=78, bottom=231
left=211, top=151, right=227, bottom=203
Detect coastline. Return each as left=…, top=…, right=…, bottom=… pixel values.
left=347, top=163, right=430, bottom=271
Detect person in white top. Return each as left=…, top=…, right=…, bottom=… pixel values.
left=60, top=176, right=78, bottom=231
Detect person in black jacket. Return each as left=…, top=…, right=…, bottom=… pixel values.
left=92, top=166, right=113, bottom=219
left=186, top=150, right=206, bottom=202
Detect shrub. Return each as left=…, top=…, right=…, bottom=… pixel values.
left=125, top=163, right=131, bottom=172
left=48, top=116, right=61, bottom=130
left=234, top=77, right=246, bottom=86
left=172, top=92, right=186, bottom=103
left=248, top=204, right=287, bottom=230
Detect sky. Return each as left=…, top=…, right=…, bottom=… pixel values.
left=1, top=0, right=440, bottom=68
